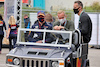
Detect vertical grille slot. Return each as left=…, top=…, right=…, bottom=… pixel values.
left=41, top=61, right=43, bottom=67
left=27, top=60, right=29, bottom=67
left=22, top=59, right=49, bottom=67
left=32, top=60, right=34, bottom=67
left=22, top=60, right=25, bottom=67
left=46, top=61, right=49, bottom=67
left=36, top=61, right=38, bottom=67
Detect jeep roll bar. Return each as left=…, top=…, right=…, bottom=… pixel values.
left=17, top=28, right=72, bottom=48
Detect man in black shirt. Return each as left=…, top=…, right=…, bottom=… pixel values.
left=73, top=1, right=92, bottom=43
left=0, top=14, right=7, bottom=54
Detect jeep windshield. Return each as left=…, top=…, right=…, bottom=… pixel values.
left=17, top=28, right=72, bottom=48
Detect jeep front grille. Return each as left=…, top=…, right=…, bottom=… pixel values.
left=22, top=59, right=50, bottom=67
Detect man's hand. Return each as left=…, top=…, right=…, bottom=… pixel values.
left=36, top=40, right=42, bottom=43
left=53, top=26, right=59, bottom=30
left=53, top=25, right=64, bottom=30
left=59, top=26, right=64, bottom=30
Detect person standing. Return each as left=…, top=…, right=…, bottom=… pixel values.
left=0, top=14, right=7, bottom=54
left=73, top=1, right=92, bottom=43
left=7, top=16, right=19, bottom=51
left=73, top=1, right=92, bottom=59
left=24, top=14, right=31, bottom=42
left=53, top=10, right=75, bottom=31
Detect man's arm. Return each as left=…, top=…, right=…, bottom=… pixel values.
left=69, top=21, right=75, bottom=31
left=53, top=21, right=59, bottom=27
left=3, top=21, right=7, bottom=36
left=53, top=21, right=65, bottom=30
left=53, top=21, right=60, bottom=29
left=63, top=20, right=75, bottom=31
left=27, top=26, right=35, bottom=42
left=28, top=31, right=34, bottom=42
left=80, top=16, right=88, bottom=34
left=46, top=26, right=53, bottom=43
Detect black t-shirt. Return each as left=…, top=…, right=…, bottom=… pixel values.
left=9, top=24, right=19, bottom=35
left=0, top=20, right=6, bottom=35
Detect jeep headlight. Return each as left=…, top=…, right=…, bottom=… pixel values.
left=52, top=61, right=59, bottom=67
left=13, top=58, right=20, bottom=65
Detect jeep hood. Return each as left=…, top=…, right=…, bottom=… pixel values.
left=8, top=46, right=72, bottom=59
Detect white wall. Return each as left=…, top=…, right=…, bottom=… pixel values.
left=29, top=13, right=37, bottom=27
left=45, top=0, right=74, bottom=11
left=74, top=13, right=100, bottom=45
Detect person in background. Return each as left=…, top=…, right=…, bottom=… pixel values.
left=0, top=14, right=7, bottom=54
left=24, top=14, right=31, bottom=42
left=53, top=10, right=75, bottom=31
left=45, top=13, right=53, bottom=26
left=28, top=11, right=53, bottom=43
left=7, top=16, right=19, bottom=51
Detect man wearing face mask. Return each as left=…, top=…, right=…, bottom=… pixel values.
left=24, top=14, right=31, bottom=42
left=53, top=10, right=75, bottom=31
left=28, top=11, right=53, bottom=43
left=73, top=1, right=92, bottom=43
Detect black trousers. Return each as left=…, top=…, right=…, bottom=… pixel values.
left=0, top=35, right=3, bottom=51
left=9, top=34, right=17, bottom=51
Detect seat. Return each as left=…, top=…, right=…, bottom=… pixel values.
left=71, top=30, right=80, bottom=51
left=72, top=30, right=82, bottom=58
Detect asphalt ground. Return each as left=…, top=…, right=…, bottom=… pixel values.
left=0, top=48, right=100, bottom=67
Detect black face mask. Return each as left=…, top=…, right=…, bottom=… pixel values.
left=39, top=18, right=44, bottom=23
left=73, top=8, right=79, bottom=14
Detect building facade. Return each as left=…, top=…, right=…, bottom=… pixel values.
left=30, top=0, right=100, bottom=11
left=0, top=0, right=4, bottom=7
